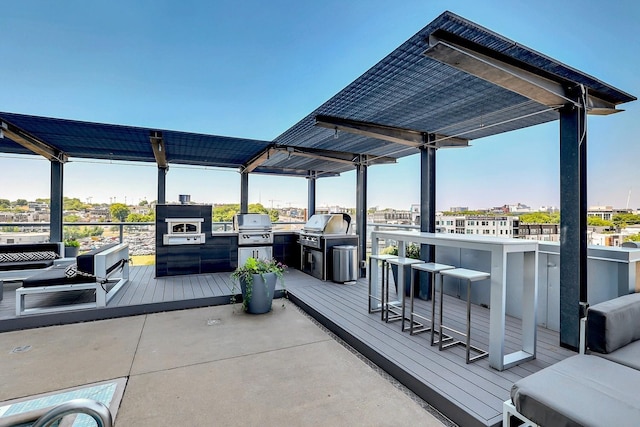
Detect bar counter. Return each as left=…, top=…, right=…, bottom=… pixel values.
left=371, top=230, right=538, bottom=371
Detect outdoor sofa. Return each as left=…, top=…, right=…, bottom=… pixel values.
left=504, top=292, right=640, bottom=426
left=0, top=242, right=65, bottom=300
left=15, top=242, right=129, bottom=316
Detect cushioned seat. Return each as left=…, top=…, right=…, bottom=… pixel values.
left=77, top=243, right=119, bottom=275
left=596, top=340, right=640, bottom=371
left=22, top=264, right=95, bottom=288
left=510, top=354, right=640, bottom=427
left=0, top=260, right=55, bottom=271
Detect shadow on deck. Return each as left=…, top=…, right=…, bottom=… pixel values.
left=0, top=265, right=575, bottom=427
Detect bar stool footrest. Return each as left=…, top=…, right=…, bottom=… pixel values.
left=431, top=331, right=454, bottom=346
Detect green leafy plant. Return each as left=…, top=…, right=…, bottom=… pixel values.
left=64, top=238, right=80, bottom=247
left=230, top=257, right=287, bottom=311
left=381, top=243, right=421, bottom=259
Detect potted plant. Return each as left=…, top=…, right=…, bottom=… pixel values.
left=231, top=257, right=287, bottom=314
left=64, top=238, right=80, bottom=258
left=381, top=243, right=421, bottom=296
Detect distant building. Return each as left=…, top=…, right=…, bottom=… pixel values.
left=372, top=209, right=412, bottom=224
left=588, top=230, right=624, bottom=247
left=436, top=214, right=519, bottom=237
left=506, top=203, right=532, bottom=213
left=450, top=206, right=469, bottom=213
left=519, top=223, right=560, bottom=242
left=0, top=232, right=50, bottom=244
left=87, top=206, right=110, bottom=222
left=539, top=206, right=559, bottom=213
left=316, top=206, right=349, bottom=215
left=587, top=206, right=632, bottom=221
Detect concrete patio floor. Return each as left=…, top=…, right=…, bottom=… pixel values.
left=0, top=302, right=450, bottom=426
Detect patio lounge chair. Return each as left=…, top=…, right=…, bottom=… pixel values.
left=15, top=243, right=129, bottom=316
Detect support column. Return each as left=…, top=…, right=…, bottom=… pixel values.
left=559, top=88, right=588, bottom=350
left=356, top=160, right=368, bottom=278
left=419, top=134, right=436, bottom=299
left=240, top=172, right=249, bottom=213
left=49, top=161, right=64, bottom=242
left=307, top=175, right=316, bottom=219
left=157, top=167, right=167, bottom=204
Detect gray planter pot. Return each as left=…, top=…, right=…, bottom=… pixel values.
left=64, top=246, right=79, bottom=258
left=240, top=272, right=277, bottom=314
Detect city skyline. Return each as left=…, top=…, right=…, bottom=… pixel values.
left=1, top=1, right=638, bottom=211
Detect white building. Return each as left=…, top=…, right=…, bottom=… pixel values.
left=435, top=214, right=519, bottom=237
left=587, top=206, right=632, bottom=221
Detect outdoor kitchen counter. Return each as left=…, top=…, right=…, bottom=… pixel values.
left=371, top=230, right=539, bottom=371
left=210, top=231, right=300, bottom=270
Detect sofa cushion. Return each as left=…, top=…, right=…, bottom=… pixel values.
left=596, top=339, right=640, bottom=371
left=22, top=264, right=96, bottom=288
left=76, top=243, right=119, bottom=275
left=511, top=354, right=640, bottom=427
left=0, top=260, right=55, bottom=271
left=588, top=293, right=640, bottom=353
left=0, top=243, right=61, bottom=255
left=0, top=251, right=58, bottom=263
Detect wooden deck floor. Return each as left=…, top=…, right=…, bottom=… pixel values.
left=0, top=266, right=575, bottom=426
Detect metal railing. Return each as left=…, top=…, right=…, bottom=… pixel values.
left=1, top=220, right=409, bottom=256
left=0, top=398, right=112, bottom=427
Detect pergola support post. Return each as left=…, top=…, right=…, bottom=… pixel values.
left=559, top=87, right=588, bottom=350
left=307, top=175, right=316, bottom=219
left=157, top=167, right=167, bottom=204
left=49, top=161, right=64, bottom=242
left=356, top=160, right=367, bottom=278
left=240, top=172, right=249, bottom=213
left=419, top=134, right=437, bottom=299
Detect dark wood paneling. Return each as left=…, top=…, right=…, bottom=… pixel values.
left=274, top=233, right=300, bottom=269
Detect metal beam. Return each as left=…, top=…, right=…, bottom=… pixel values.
left=559, top=88, right=588, bottom=351
left=307, top=174, right=316, bottom=218
left=50, top=161, right=63, bottom=242
left=150, top=130, right=167, bottom=168
left=242, top=144, right=396, bottom=175
left=242, top=146, right=275, bottom=173
left=240, top=172, right=249, bottom=213
left=424, top=35, right=620, bottom=115
left=250, top=166, right=340, bottom=178
left=1, top=120, right=68, bottom=162
left=315, top=115, right=469, bottom=148
left=272, top=145, right=397, bottom=166
left=157, top=167, right=167, bottom=204
left=356, top=160, right=367, bottom=278
left=419, top=134, right=437, bottom=299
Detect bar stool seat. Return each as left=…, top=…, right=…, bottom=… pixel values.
left=368, top=254, right=398, bottom=314
left=383, top=257, right=424, bottom=326
left=409, top=262, right=455, bottom=345
left=438, top=268, right=490, bottom=364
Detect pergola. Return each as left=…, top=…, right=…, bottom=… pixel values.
left=0, top=11, right=635, bottom=349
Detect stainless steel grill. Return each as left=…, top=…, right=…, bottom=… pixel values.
left=233, top=213, right=273, bottom=265
left=299, top=213, right=358, bottom=281
left=299, top=213, right=351, bottom=250
left=233, top=213, right=273, bottom=246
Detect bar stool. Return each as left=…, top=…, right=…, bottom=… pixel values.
left=438, top=268, right=490, bottom=364
left=368, top=254, right=398, bottom=314
left=409, top=263, right=455, bottom=345
left=383, top=257, right=424, bottom=326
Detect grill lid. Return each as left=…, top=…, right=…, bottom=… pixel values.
left=233, top=213, right=272, bottom=231
left=302, top=213, right=351, bottom=234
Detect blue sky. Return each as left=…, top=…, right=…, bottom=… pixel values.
left=1, top=0, right=638, bottom=211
